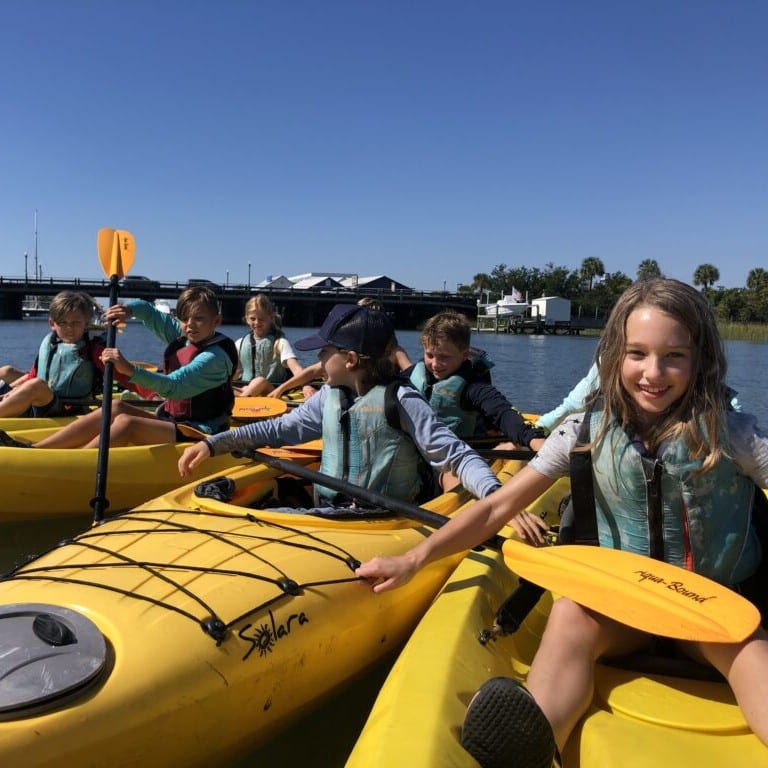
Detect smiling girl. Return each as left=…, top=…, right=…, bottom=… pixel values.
left=355, top=279, right=768, bottom=767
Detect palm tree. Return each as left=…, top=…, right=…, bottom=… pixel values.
left=471, top=273, right=492, bottom=292
left=746, top=267, right=768, bottom=292
left=636, top=259, right=663, bottom=281
left=693, top=264, right=720, bottom=290
left=580, top=257, right=605, bottom=290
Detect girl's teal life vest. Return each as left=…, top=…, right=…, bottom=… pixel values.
left=236, top=332, right=287, bottom=385
left=317, top=385, right=424, bottom=504
left=589, top=410, right=761, bottom=585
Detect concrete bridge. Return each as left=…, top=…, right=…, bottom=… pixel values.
left=0, top=276, right=479, bottom=328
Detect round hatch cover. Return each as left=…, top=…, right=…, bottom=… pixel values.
left=0, top=603, right=108, bottom=716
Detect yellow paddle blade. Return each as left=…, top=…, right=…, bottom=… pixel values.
left=258, top=444, right=321, bottom=459
left=259, top=439, right=322, bottom=457
left=288, top=438, right=322, bottom=452
left=176, top=424, right=209, bottom=441
left=97, top=228, right=115, bottom=274
left=97, top=227, right=136, bottom=279
left=502, top=539, right=760, bottom=644
left=132, top=361, right=159, bottom=373
left=231, top=397, right=289, bottom=420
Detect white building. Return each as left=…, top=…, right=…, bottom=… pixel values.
left=531, top=296, right=571, bottom=325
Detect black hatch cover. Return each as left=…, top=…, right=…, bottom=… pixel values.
left=0, top=603, right=108, bottom=716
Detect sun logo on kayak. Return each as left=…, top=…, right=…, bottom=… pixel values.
left=238, top=609, right=310, bottom=661
left=247, top=623, right=275, bottom=657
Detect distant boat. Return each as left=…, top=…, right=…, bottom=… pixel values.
left=154, top=299, right=175, bottom=316
left=22, top=295, right=50, bottom=319
left=477, top=294, right=531, bottom=317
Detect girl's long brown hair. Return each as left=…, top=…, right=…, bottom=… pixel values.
left=593, top=278, right=728, bottom=471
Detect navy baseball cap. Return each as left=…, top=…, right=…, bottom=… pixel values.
left=294, top=304, right=395, bottom=357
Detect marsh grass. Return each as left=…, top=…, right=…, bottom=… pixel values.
left=582, top=322, right=768, bottom=343
left=717, top=322, right=768, bottom=343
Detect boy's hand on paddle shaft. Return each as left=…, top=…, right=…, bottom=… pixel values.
left=101, top=348, right=133, bottom=376
left=178, top=441, right=212, bottom=477
left=103, top=304, right=132, bottom=324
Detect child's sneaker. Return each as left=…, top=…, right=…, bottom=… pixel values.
left=461, top=677, right=555, bottom=768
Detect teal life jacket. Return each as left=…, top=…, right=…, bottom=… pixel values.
left=316, top=385, right=424, bottom=504
left=35, top=331, right=103, bottom=400
left=580, top=409, right=761, bottom=585
left=236, top=332, right=286, bottom=385
left=408, top=362, right=479, bottom=438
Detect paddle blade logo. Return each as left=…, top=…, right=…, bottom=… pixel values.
left=634, top=570, right=715, bottom=603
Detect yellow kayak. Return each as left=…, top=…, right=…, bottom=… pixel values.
left=0, top=415, right=78, bottom=431
left=0, top=425, right=248, bottom=521
left=0, top=456, right=523, bottom=767
left=347, top=478, right=768, bottom=767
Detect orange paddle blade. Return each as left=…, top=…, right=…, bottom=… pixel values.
left=97, top=228, right=135, bottom=279
left=132, top=361, right=159, bottom=373
left=176, top=424, right=209, bottom=441
left=232, top=398, right=289, bottom=420
left=288, top=438, right=322, bottom=452
left=258, top=445, right=321, bottom=459
left=502, top=539, right=759, bottom=643
left=259, top=439, right=322, bottom=457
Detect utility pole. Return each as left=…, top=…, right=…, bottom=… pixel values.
left=34, top=209, right=38, bottom=281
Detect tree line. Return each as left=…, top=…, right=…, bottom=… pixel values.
left=459, top=259, right=768, bottom=323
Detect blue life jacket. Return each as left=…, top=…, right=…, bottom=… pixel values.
left=408, top=362, right=479, bottom=438
left=35, top=331, right=103, bottom=400
left=317, top=385, right=423, bottom=504
left=573, top=409, right=761, bottom=586
left=236, top=332, right=287, bottom=385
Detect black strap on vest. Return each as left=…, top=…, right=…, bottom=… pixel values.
left=564, top=411, right=665, bottom=558
left=563, top=412, right=599, bottom=546
left=642, top=456, right=665, bottom=560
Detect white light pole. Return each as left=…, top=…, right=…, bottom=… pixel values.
left=24, top=252, right=28, bottom=282
left=226, top=270, right=229, bottom=288
left=248, top=262, right=251, bottom=289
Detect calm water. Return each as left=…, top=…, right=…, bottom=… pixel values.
left=1, top=318, right=767, bottom=765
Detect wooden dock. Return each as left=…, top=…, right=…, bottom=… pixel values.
left=475, top=314, right=603, bottom=335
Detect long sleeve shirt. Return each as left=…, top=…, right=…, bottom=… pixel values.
left=123, top=300, right=234, bottom=400
left=205, top=383, right=501, bottom=499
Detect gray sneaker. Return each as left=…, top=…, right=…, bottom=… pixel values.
left=461, top=677, right=555, bottom=768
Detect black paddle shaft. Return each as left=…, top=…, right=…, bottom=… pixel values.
left=90, top=275, right=120, bottom=522
left=246, top=449, right=504, bottom=539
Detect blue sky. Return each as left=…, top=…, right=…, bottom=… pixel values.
left=1, top=1, right=765, bottom=291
